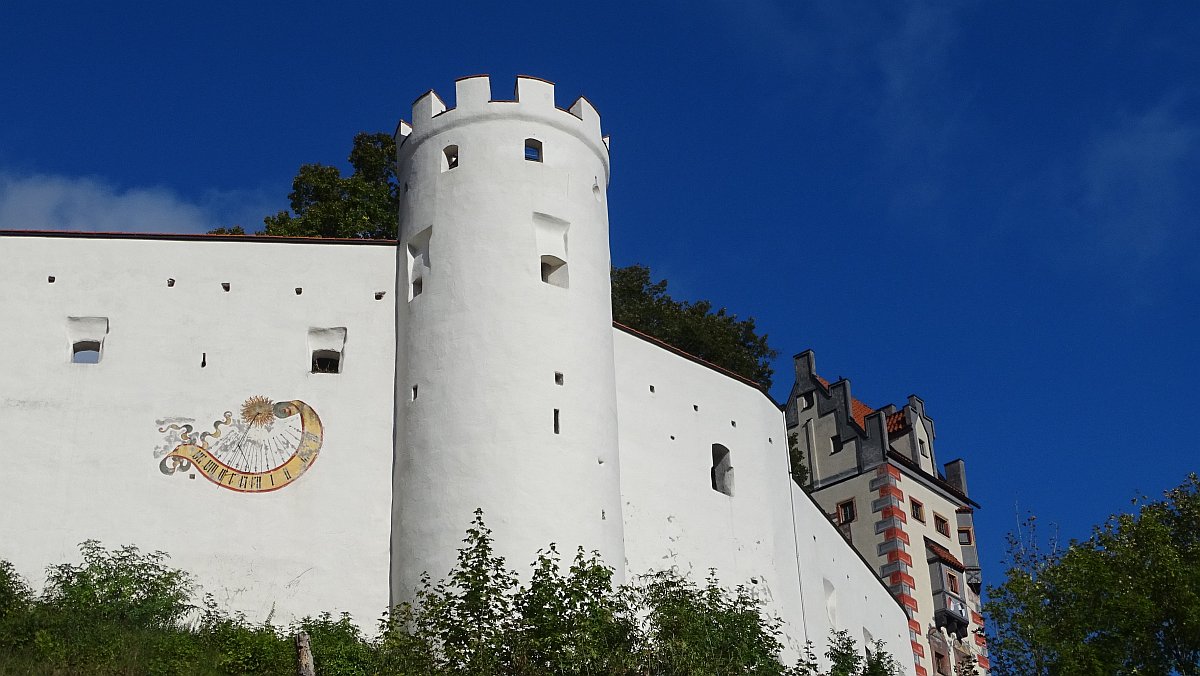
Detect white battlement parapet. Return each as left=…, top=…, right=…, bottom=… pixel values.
left=396, top=75, right=608, bottom=175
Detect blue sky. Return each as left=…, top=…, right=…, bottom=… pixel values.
left=3, top=2, right=1198, bottom=588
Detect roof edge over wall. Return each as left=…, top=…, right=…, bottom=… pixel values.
left=0, top=229, right=398, bottom=246
left=612, top=322, right=776, bottom=404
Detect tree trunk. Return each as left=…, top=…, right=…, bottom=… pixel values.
left=295, top=631, right=316, bottom=676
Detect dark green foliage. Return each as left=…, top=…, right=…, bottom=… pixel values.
left=41, top=540, right=194, bottom=631
left=1, top=514, right=901, bottom=674
left=635, top=570, right=790, bottom=675
left=509, top=545, right=639, bottom=674
left=258, top=132, right=399, bottom=239
left=611, top=264, right=778, bottom=388
left=788, top=431, right=811, bottom=490
left=985, top=473, right=1200, bottom=676
left=208, top=226, right=247, bottom=235
left=295, top=612, right=377, bottom=676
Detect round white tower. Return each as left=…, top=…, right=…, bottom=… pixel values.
left=390, top=75, right=624, bottom=599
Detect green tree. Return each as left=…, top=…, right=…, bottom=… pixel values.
left=260, top=132, right=398, bottom=239
left=611, top=263, right=778, bottom=388
left=985, top=473, right=1200, bottom=676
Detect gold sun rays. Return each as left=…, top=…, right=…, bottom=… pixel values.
left=240, top=396, right=275, bottom=428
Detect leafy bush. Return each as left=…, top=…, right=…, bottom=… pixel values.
left=1, top=513, right=901, bottom=675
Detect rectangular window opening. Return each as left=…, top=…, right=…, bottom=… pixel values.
left=411, top=385, right=419, bottom=400
left=442, top=145, right=459, bottom=171
left=934, top=651, right=950, bottom=676
left=958, top=528, right=973, bottom=546
left=837, top=499, right=856, bottom=525
left=524, top=138, right=543, bottom=162
left=540, top=255, right=568, bottom=288
left=553, top=408, right=560, bottom=435
left=711, top=444, right=734, bottom=496
left=830, top=435, right=844, bottom=454
left=308, top=327, right=347, bottom=375
left=67, top=317, right=108, bottom=365
left=311, top=350, right=341, bottom=374
left=934, top=514, right=950, bottom=537
left=71, top=340, right=102, bottom=364
left=911, top=499, right=925, bottom=523
left=554, top=372, right=564, bottom=386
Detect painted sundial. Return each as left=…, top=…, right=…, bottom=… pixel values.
left=157, top=396, right=323, bottom=492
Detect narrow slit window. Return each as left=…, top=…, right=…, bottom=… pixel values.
left=442, top=145, right=459, bottom=171
left=524, top=138, right=543, bottom=162
left=71, top=340, right=102, bottom=364
left=553, top=409, right=560, bottom=435
left=408, top=227, right=432, bottom=300
left=554, top=372, right=564, bottom=385
left=411, top=385, right=419, bottom=400
left=711, top=444, right=734, bottom=496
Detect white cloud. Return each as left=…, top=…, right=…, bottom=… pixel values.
left=0, top=173, right=275, bottom=234
left=1080, top=101, right=1199, bottom=264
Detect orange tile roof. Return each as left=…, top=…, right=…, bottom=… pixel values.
left=886, top=411, right=908, bottom=435
left=850, top=399, right=873, bottom=429
left=814, top=374, right=876, bottom=429
left=925, top=538, right=966, bottom=571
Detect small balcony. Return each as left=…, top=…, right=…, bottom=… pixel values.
left=933, top=590, right=969, bottom=638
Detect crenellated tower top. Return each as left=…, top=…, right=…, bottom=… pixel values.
left=394, top=75, right=611, bottom=181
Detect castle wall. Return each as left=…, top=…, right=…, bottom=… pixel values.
left=613, top=329, right=912, bottom=668
left=0, top=234, right=396, bottom=626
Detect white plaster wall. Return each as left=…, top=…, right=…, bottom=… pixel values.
left=390, top=76, right=625, bottom=600
left=0, top=235, right=396, bottom=626
left=613, top=329, right=913, bottom=673
left=790, top=484, right=914, bottom=671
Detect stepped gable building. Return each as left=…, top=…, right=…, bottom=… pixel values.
left=785, top=350, right=988, bottom=675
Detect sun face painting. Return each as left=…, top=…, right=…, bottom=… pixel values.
left=157, top=396, right=323, bottom=492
